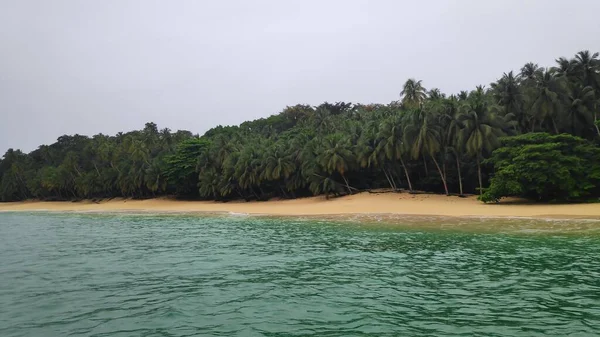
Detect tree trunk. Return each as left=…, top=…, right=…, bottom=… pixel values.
left=442, top=156, right=447, bottom=188
left=551, top=117, right=559, bottom=134
left=431, top=155, right=449, bottom=195
left=476, top=156, right=483, bottom=195
left=93, top=162, right=101, bottom=176
left=594, top=112, right=600, bottom=137
left=399, top=156, right=413, bottom=192
left=389, top=170, right=398, bottom=191
left=110, top=162, right=122, bottom=174
left=383, top=168, right=395, bottom=191
left=423, top=158, right=429, bottom=176
left=73, top=165, right=82, bottom=177
left=341, top=174, right=353, bottom=195
left=279, top=185, right=289, bottom=199
left=455, top=153, right=463, bottom=196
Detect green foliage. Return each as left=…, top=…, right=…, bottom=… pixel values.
left=481, top=133, right=600, bottom=202
left=1, top=50, right=599, bottom=203
left=165, top=138, right=210, bottom=196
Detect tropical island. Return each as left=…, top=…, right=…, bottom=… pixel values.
left=1, top=50, right=599, bottom=217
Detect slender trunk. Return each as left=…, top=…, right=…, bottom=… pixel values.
left=399, top=156, right=413, bottom=191
left=383, top=168, right=395, bottom=191
left=551, top=117, right=559, bottom=134
left=423, top=158, right=429, bottom=175
left=389, top=170, right=398, bottom=191
left=476, top=156, right=483, bottom=195
left=110, top=161, right=122, bottom=174
left=455, top=153, right=463, bottom=196
left=431, top=155, right=448, bottom=195
left=73, top=165, right=82, bottom=177
left=13, top=173, right=27, bottom=199
left=93, top=162, right=101, bottom=176
left=442, top=156, right=447, bottom=187
left=235, top=187, right=244, bottom=199
left=341, top=174, right=353, bottom=195
left=279, top=185, right=289, bottom=199
left=594, top=112, right=600, bottom=137
left=250, top=187, right=260, bottom=200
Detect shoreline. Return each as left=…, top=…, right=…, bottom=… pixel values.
left=1, top=193, right=599, bottom=220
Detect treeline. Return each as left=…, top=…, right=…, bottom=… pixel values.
left=1, top=50, right=600, bottom=202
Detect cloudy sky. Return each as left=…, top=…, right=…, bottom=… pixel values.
left=1, top=0, right=599, bottom=154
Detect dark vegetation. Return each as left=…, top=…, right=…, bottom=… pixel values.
left=1, top=51, right=599, bottom=203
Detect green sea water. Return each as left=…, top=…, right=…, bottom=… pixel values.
left=1, top=212, right=599, bottom=337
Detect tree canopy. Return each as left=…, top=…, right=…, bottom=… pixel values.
left=1, top=50, right=599, bottom=203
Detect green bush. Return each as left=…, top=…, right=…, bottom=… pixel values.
left=480, top=133, right=600, bottom=203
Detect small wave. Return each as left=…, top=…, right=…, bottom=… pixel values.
left=227, top=211, right=250, bottom=217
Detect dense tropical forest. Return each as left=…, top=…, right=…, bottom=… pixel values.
left=1, top=50, right=600, bottom=203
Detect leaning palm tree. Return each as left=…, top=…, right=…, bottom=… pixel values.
left=400, top=79, right=427, bottom=109
left=458, top=89, right=506, bottom=194
left=437, top=96, right=465, bottom=195
left=403, top=108, right=448, bottom=195
left=378, top=115, right=413, bottom=191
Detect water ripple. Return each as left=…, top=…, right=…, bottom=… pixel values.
left=1, top=213, right=599, bottom=336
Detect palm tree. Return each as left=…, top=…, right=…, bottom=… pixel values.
left=572, top=50, right=600, bottom=90
left=318, top=134, right=356, bottom=194
left=403, top=108, right=448, bottom=195
left=525, top=69, right=566, bottom=133
left=458, top=89, right=506, bottom=194
left=490, top=71, right=525, bottom=132
left=400, top=79, right=427, bottom=109
left=520, top=62, right=542, bottom=82
left=437, top=96, right=464, bottom=195
left=378, top=115, right=413, bottom=191
left=262, top=145, right=296, bottom=197
left=565, top=85, right=596, bottom=137
left=234, top=146, right=265, bottom=199
left=572, top=51, right=600, bottom=137
left=428, top=88, right=445, bottom=101
left=553, top=57, right=576, bottom=81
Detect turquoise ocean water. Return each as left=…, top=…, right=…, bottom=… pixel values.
left=0, top=212, right=599, bottom=336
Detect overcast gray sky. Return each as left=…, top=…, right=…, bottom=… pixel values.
left=1, top=0, right=599, bottom=154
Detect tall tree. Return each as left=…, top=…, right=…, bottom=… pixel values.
left=459, top=88, right=506, bottom=194
left=400, top=79, right=427, bottom=109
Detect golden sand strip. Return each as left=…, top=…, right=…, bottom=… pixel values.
left=1, top=193, right=599, bottom=220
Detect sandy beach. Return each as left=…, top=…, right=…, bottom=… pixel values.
left=1, top=192, right=599, bottom=219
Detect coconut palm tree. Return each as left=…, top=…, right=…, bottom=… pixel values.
left=459, top=89, right=506, bottom=194
left=564, top=85, right=596, bottom=137
left=318, top=134, right=357, bottom=194
left=378, top=115, right=413, bottom=191
left=400, top=79, right=427, bottom=109
left=572, top=50, right=600, bottom=90
left=403, top=108, right=448, bottom=195
left=520, top=62, right=542, bottom=82
left=525, top=69, right=566, bottom=133
left=490, top=71, right=525, bottom=132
